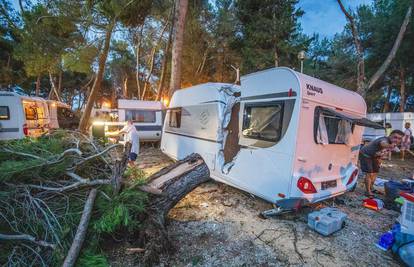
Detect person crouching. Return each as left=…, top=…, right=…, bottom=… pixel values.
left=359, top=130, right=404, bottom=198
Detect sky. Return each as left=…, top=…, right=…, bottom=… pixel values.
left=297, top=0, right=373, bottom=38
left=11, top=0, right=373, bottom=38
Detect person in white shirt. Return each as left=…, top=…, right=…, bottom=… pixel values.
left=118, top=120, right=140, bottom=166
left=401, top=122, right=414, bottom=161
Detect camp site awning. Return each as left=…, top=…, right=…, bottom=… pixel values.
left=318, top=107, right=384, bottom=129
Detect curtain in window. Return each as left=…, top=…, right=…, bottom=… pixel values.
left=335, top=119, right=352, bottom=144
left=317, top=115, right=329, bottom=144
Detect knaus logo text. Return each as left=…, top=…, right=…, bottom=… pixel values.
left=306, top=84, right=323, bottom=96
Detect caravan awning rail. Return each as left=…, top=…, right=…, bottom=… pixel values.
left=318, top=107, right=384, bottom=129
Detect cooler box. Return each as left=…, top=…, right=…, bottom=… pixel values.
left=308, top=208, right=347, bottom=236
left=400, top=192, right=414, bottom=235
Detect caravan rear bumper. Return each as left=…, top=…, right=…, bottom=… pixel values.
left=276, top=184, right=356, bottom=210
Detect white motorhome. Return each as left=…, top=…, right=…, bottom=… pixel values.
left=0, top=91, right=50, bottom=140
left=161, top=67, right=381, bottom=212
left=91, top=99, right=164, bottom=142
left=363, top=112, right=414, bottom=142
left=47, top=100, right=79, bottom=129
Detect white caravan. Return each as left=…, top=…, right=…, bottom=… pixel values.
left=161, top=67, right=381, bottom=212
left=0, top=91, right=50, bottom=140
left=91, top=99, right=164, bottom=142
left=363, top=112, right=414, bottom=142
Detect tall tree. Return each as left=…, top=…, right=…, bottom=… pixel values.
left=78, top=0, right=151, bottom=132
left=337, top=0, right=413, bottom=97
left=169, top=0, right=189, bottom=96
left=235, top=0, right=308, bottom=73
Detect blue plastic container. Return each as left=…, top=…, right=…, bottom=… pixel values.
left=377, top=231, right=394, bottom=251
left=392, top=223, right=414, bottom=267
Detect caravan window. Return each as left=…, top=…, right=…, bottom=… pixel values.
left=169, top=108, right=182, bottom=128
left=125, top=110, right=156, bottom=123
left=242, top=102, right=284, bottom=142
left=0, top=106, right=9, bottom=120
left=24, top=106, right=37, bottom=120
left=315, top=108, right=353, bottom=145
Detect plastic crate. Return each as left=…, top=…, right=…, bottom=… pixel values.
left=400, top=192, right=414, bottom=236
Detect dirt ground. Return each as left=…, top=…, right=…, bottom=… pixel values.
left=109, top=147, right=414, bottom=266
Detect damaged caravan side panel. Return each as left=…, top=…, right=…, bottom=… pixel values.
left=161, top=67, right=371, bottom=209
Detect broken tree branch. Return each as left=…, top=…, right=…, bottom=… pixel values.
left=62, top=188, right=98, bottom=267
left=28, top=179, right=111, bottom=193
left=0, top=233, right=56, bottom=249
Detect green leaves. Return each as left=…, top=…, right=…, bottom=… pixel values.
left=93, top=186, right=148, bottom=234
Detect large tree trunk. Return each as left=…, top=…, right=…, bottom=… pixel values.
left=169, top=0, right=189, bottom=97
left=137, top=153, right=210, bottom=264
left=35, top=75, right=41, bottom=96
left=78, top=22, right=115, bottom=132
left=399, top=64, right=406, bottom=112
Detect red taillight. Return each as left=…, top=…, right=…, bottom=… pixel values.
left=347, top=169, right=358, bottom=186
left=288, top=88, right=293, bottom=97
left=23, top=124, right=28, bottom=136
left=297, top=177, right=317, bottom=194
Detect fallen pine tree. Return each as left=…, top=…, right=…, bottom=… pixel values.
left=0, top=130, right=210, bottom=266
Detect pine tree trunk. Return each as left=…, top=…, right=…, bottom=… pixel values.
left=399, top=65, right=406, bottom=112
left=383, top=86, right=392, bottom=112
left=136, top=42, right=141, bottom=99
left=48, top=71, right=61, bottom=101
left=169, top=0, right=188, bottom=97
left=142, top=21, right=169, bottom=100
left=123, top=76, right=128, bottom=98
left=57, top=71, right=63, bottom=97
left=35, top=75, right=41, bottom=96
left=135, top=24, right=144, bottom=100
left=78, top=22, right=115, bottom=132
left=157, top=14, right=174, bottom=101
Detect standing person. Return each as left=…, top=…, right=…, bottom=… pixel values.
left=119, top=120, right=140, bottom=167
left=385, top=123, right=393, bottom=160
left=359, top=130, right=404, bottom=197
left=401, top=122, right=413, bottom=161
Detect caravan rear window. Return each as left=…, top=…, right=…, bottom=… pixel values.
left=242, top=102, right=284, bottom=142
left=315, top=108, right=353, bottom=145
left=125, top=110, right=156, bottom=123
left=0, top=106, right=9, bottom=120
left=25, top=106, right=37, bottom=120
left=169, top=108, right=182, bottom=128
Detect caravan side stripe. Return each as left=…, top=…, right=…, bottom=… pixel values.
left=0, top=128, right=19, bottom=132
left=240, top=91, right=297, bottom=101
left=164, top=130, right=221, bottom=144
left=134, top=125, right=162, bottom=131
